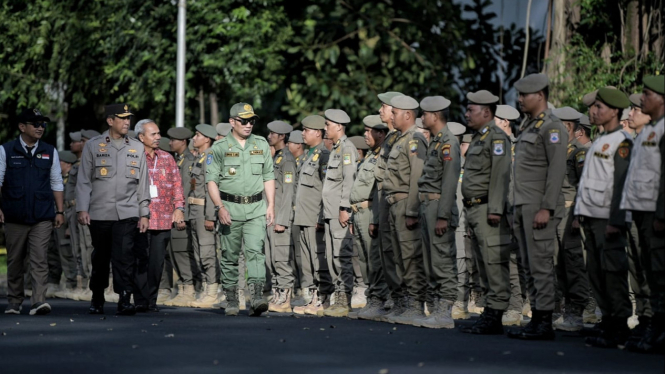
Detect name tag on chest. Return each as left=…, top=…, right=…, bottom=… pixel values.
left=250, top=150, right=263, bottom=155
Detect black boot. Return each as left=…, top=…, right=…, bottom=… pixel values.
left=460, top=307, right=504, bottom=335
left=89, top=291, right=105, bottom=315
left=507, top=310, right=555, bottom=340
left=586, top=317, right=630, bottom=348
left=116, top=290, right=136, bottom=316
left=627, top=315, right=651, bottom=342
left=579, top=316, right=610, bottom=337
left=625, top=313, right=665, bottom=354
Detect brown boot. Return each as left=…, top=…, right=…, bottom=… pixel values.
left=165, top=284, right=196, bottom=307
left=189, top=283, right=219, bottom=308
left=269, top=288, right=292, bottom=313
left=294, top=289, right=317, bottom=315
left=323, top=291, right=351, bottom=317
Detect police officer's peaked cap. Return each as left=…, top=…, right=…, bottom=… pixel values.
left=629, top=93, right=642, bottom=108
left=105, top=103, right=133, bottom=118
left=58, top=150, right=78, bottom=164
left=301, top=115, right=326, bottom=130
left=167, top=127, right=193, bottom=140
left=196, top=124, right=217, bottom=140
left=579, top=114, right=591, bottom=129
left=466, top=90, right=499, bottom=105
left=582, top=86, right=617, bottom=107
left=644, top=75, right=665, bottom=95
left=70, top=131, right=82, bottom=142
left=390, top=95, right=419, bottom=110
left=324, top=109, right=351, bottom=125
left=81, top=129, right=100, bottom=140
left=495, top=105, right=520, bottom=120
left=349, top=136, right=369, bottom=150
left=448, top=122, right=466, bottom=136
left=420, top=96, right=451, bottom=111
left=267, top=121, right=293, bottom=134
left=17, top=108, right=50, bottom=124
left=377, top=91, right=404, bottom=105
left=288, top=130, right=304, bottom=144
left=159, top=137, right=171, bottom=152
left=363, top=115, right=388, bottom=130
left=215, top=123, right=232, bottom=137
left=514, top=73, right=549, bottom=94
left=230, top=102, right=259, bottom=119
left=596, top=87, right=630, bottom=109
left=552, top=106, right=582, bottom=122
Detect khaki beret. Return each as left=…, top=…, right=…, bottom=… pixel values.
left=230, top=102, right=259, bottom=119
left=377, top=91, right=404, bottom=105
left=215, top=123, right=232, bottom=137
left=596, top=87, right=630, bottom=109
left=466, top=90, right=499, bottom=105
left=167, top=127, right=193, bottom=140
left=420, top=96, right=451, bottom=111
left=69, top=131, right=82, bottom=142
left=195, top=124, right=218, bottom=140
left=159, top=137, right=171, bottom=152
left=582, top=86, right=617, bottom=107
left=514, top=73, right=549, bottom=93
left=81, top=129, right=100, bottom=140
left=495, top=105, right=520, bottom=120
left=579, top=114, right=591, bottom=129
left=415, top=118, right=424, bottom=129
left=188, top=139, right=195, bottom=151
left=301, top=115, right=326, bottom=130
left=288, top=130, right=303, bottom=144
left=621, top=108, right=630, bottom=121
left=390, top=95, right=419, bottom=110
left=58, top=150, right=78, bottom=164
left=267, top=120, right=293, bottom=134
left=448, top=122, right=466, bottom=136
left=462, top=134, right=473, bottom=143
left=629, top=93, right=642, bottom=108
left=644, top=75, right=664, bottom=95
left=324, top=109, right=351, bottom=125
left=363, top=115, right=388, bottom=130
left=552, top=106, right=582, bottom=122
left=349, top=136, right=369, bottom=150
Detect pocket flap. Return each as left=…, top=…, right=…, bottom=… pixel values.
left=328, top=159, right=341, bottom=168
left=95, top=158, right=112, bottom=167
left=585, top=178, right=606, bottom=192
left=520, top=133, right=539, bottom=144
left=467, top=146, right=482, bottom=155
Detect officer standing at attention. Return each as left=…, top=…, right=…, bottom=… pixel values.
left=414, top=95, right=461, bottom=329
left=188, top=124, right=221, bottom=309
left=76, top=104, right=151, bottom=315
left=207, top=103, right=275, bottom=317
left=383, top=95, right=428, bottom=326
left=574, top=88, right=633, bottom=348
left=2, top=109, right=65, bottom=316
left=163, top=127, right=201, bottom=307
left=507, top=74, right=568, bottom=341
left=458, top=91, right=512, bottom=335
left=549, top=106, right=591, bottom=332
left=320, top=109, right=357, bottom=318
left=286, top=130, right=307, bottom=306
left=265, top=120, right=297, bottom=313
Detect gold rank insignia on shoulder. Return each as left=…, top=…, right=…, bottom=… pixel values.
left=481, top=126, right=488, bottom=134
left=250, top=150, right=263, bottom=155
left=435, top=143, right=441, bottom=150
left=480, top=131, right=489, bottom=141
left=343, top=153, right=351, bottom=164
left=225, top=152, right=239, bottom=157
left=99, top=148, right=107, bottom=152
left=128, top=149, right=137, bottom=153
left=276, top=157, right=282, bottom=164
left=100, top=167, right=108, bottom=176
left=538, top=112, right=545, bottom=119
left=567, top=147, right=574, bottom=157
left=313, top=153, right=319, bottom=162
left=535, top=120, right=544, bottom=129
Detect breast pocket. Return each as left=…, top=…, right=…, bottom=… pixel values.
left=95, top=158, right=113, bottom=178
left=125, top=158, right=140, bottom=179
left=326, top=159, right=342, bottom=181
left=251, top=156, right=264, bottom=175
left=464, top=146, right=484, bottom=171
left=518, top=132, right=541, bottom=158
left=224, top=158, right=241, bottom=177
left=386, top=148, right=401, bottom=172
left=300, top=164, right=316, bottom=187
left=631, top=170, right=657, bottom=200
left=358, top=163, right=375, bottom=185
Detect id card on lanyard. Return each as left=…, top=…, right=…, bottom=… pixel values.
left=149, top=155, right=159, bottom=198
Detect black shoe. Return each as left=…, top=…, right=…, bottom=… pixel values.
left=116, top=291, right=136, bottom=316
left=460, top=308, right=504, bottom=335
left=585, top=317, right=630, bottom=349
left=89, top=291, right=105, bottom=314
left=625, top=317, right=665, bottom=354
left=135, top=304, right=149, bottom=313
left=148, top=304, right=159, bottom=313
left=580, top=318, right=609, bottom=337
left=507, top=310, right=555, bottom=340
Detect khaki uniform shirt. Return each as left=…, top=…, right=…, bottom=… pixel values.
left=461, top=120, right=511, bottom=215
left=322, top=135, right=357, bottom=219
left=188, top=149, right=216, bottom=221
left=372, top=130, right=400, bottom=224
left=206, top=134, right=274, bottom=222
left=273, top=147, right=297, bottom=227
left=418, top=125, right=461, bottom=226
left=350, top=146, right=380, bottom=205
left=175, top=149, right=197, bottom=213
left=562, top=138, right=589, bottom=203
left=65, top=159, right=80, bottom=208
left=383, top=124, right=427, bottom=217
left=76, top=131, right=151, bottom=220
left=293, top=142, right=329, bottom=227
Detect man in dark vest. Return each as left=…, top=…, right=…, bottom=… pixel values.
left=1, top=108, right=65, bottom=315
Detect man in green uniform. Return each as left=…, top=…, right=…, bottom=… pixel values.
left=207, top=103, right=275, bottom=317
left=265, top=120, right=297, bottom=313
left=320, top=109, right=357, bottom=317
left=413, top=96, right=461, bottom=329
left=382, top=95, right=428, bottom=326
left=508, top=74, right=568, bottom=341
left=459, top=91, right=512, bottom=335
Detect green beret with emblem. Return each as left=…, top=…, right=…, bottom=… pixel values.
left=596, top=87, right=630, bottom=109
left=215, top=123, right=232, bottom=137
left=466, top=90, right=499, bottom=105
left=495, top=105, right=520, bottom=120
left=301, top=115, right=325, bottom=130
left=363, top=115, right=388, bottom=130
left=552, top=106, right=582, bottom=122
left=420, top=96, right=451, bottom=111
left=288, top=130, right=303, bottom=144
left=69, top=131, right=82, bottom=142
left=58, top=150, right=78, bottom=164
left=196, top=124, right=218, bottom=140
left=167, top=127, right=193, bottom=140
left=377, top=91, right=403, bottom=105
left=514, top=73, right=549, bottom=94
left=159, top=137, right=171, bottom=152
left=644, top=75, right=664, bottom=95
left=448, top=122, right=466, bottom=136
left=390, top=95, right=419, bottom=110
left=582, top=86, right=617, bottom=107
left=81, top=129, right=100, bottom=140
left=267, top=120, right=293, bottom=134
left=230, top=102, right=259, bottom=119
left=349, top=136, right=369, bottom=150
left=324, top=109, right=351, bottom=125
left=629, top=93, right=642, bottom=108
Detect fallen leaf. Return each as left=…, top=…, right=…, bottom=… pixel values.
left=70, top=319, right=74, bottom=322
left=418, top=362, right=424, bottom=367
left=132, top=345, right=138, bottom=349
left=213, top=360, right=219, bottom=365
left=557, top=352, right=565, bottom=356
left=164, top=334, right=174, bottom=338
left=107, top=328, right=113, bottom=331
left=379, top=369, right=389, bottom=374
left=50, top=323, right=56, bottom=327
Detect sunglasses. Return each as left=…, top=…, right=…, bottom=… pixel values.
left=234, top=117, right=256, bottom=126
left=26, top=122, right=48, bottom=128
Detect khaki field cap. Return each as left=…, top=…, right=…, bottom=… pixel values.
left=81, top=129, right=101, bottom=139
left=288, top=130, right=304, bottom=144
left=58, top=150, right=78, bottom=164
left=378, top=91, right=404, bottom=105
left=448, top=122, right=466, bottom=135
left=301, top=115, right=326, bottom=130
left=69, top=131, right=82, bottom=142
left=390, top=95, right=419, bottom=110
left=159, top=137, right=171, bottom=152
left=267, top=121, right=293, bottom=134
left=629, top=93, right=642, bottom=108
left=167, top=127, right=193, bottom=140
left=582, top=86, right=617, bottom=107
left=596, top=87, right=630, bottom=109
left=514, top=73, right=549, bottom=94
left=552, top=106, right=583, bottom=122
left=215, top=123, right=232, bottom=137
left=495, top=105, right=520, bottom=120
left=324, top=109, right=351, bottom=125
left=196, top=124, right=218, bottom=140
left=579, top=114, right=591, bottom=129
left=349, top=136, right=369, bottom=150
left=105, top=103, right=133, bottom=118
left=466, top=90, right=499, bottom=105
left=643, top=75, right=664, bottom=95
left=363, top=115, right=388, bottom=130
left=230, top=102, right=259, bottom=119
left=420, top=96, right=451, bottom=111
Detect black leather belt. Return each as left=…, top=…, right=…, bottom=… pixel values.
left=463, top=195, right=488, bottom=208
left=220, top=192, right=263, bottom=204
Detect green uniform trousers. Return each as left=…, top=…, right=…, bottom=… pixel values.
left=627, top=219, right=653, bottom=317
left=265, top=227, right=295, bottom=289
left=291, top=226, right=302, bottom=290
left=514, top=204, right=561, bottom=312
left=297, top=225, right=333, bottom=294
left=352, top=207, right=389, bottom=300
left=324, top=218, right=354, bottom=293
left=555, top=204, right=590, bottom=310
left=632, top=212, right=665, bottom=315
left=388, top=198, right=426, bottom=302
left=582, top=217, right=632, bottom=319
left=191, top=218, right=220, bottom=285
left=508, top=245, right=527, bottom=312
left=219, top=216, right=266, bottom=288
left=465, top=203, right=511, bottom=310
left=420, top=199, right=458, bottom=303
left=378, top=193, right=403, bottom=300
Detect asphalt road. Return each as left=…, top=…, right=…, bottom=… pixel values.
left=0, top=299, right=662, bottom=374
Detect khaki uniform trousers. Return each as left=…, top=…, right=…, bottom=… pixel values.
left=6, top=221, right=53, bottom=304
left=352, top=206, right=389, bottom=300
left=191, top=218, right=220, bottom=285
left=297, top=225, right=333, bottom=294
left=420, top=199, right=458, bottom=304
left=265, top=227, right=295, bottom=289
left=387, top=198, right=426, bottom=302
left=632, top=212, right=665, bottom=315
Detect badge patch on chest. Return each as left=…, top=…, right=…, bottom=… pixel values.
left=648, top=132, right=656, bottom=141
left=284, top=172, right=293, bottom=183
left=206, top=154, right=213, bottom=165
left=100, top=167, right=108, bottom=176
left=601, top=144, right=610, bottom=152
left=549, top=129, right=560, bottom=144
left=343, top=154, right=351, bottom=165
left=225, top=152, right=239, bottom=157
left=493, top=140, right=505, bottom=156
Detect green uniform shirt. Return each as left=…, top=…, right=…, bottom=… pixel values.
left=372, top=129, right=400, bottom=225
left=418, top=125, right=461, bottom=225
left=175, top=149, right=197, bottom=212
left=206, top=134, right=274, bottom=222
left=350, top=146, right=380, bottom=205
left=562, top=138, right=589, bottom=202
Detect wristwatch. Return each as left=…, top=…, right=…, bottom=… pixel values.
left=215, top=205, right=223, bottom=212
left=339, top=207, right=352, bottom=213
left=55, top=211, right=64, bottom=215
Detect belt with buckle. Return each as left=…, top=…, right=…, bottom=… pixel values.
left=418, top=193, right=441, bottom=202
left=350, top=200, right=371, bottom=213
left=220, top=192, right=263, bottom=204
left=187, top=197, right=205, bottom=206
left=386, top=193, right=408, bottom=206
left=463, top=195, right=488, bottom=208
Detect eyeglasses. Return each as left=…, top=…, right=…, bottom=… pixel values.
left=234, top=117, right=256, bottom=126
left=26, top=122, right=48, bottom=128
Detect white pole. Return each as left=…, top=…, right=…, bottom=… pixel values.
left=176, top=0, right=186, bottom=127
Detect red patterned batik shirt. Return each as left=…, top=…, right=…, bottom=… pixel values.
left=146, top=149, right=185, bottom=230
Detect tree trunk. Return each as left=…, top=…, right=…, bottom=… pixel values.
left=209, top=92, right=219, bottom=126
left=198, top=88, right=205, bottom=124
left=625, top=0, right=640, bottom=56
left=545, top=0, right=578, bottom=104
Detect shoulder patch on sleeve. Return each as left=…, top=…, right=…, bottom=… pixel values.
left=618, top=143, right=630, bottom=158
left=576, top=150, right=586, bottom=164
left=408, top=139, right=419, bottom=153
left=343, top=153, right=352, bottom=165
left=548, top=129, right=561, bottom=144
left=492, top=140, right=505, bottom=156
